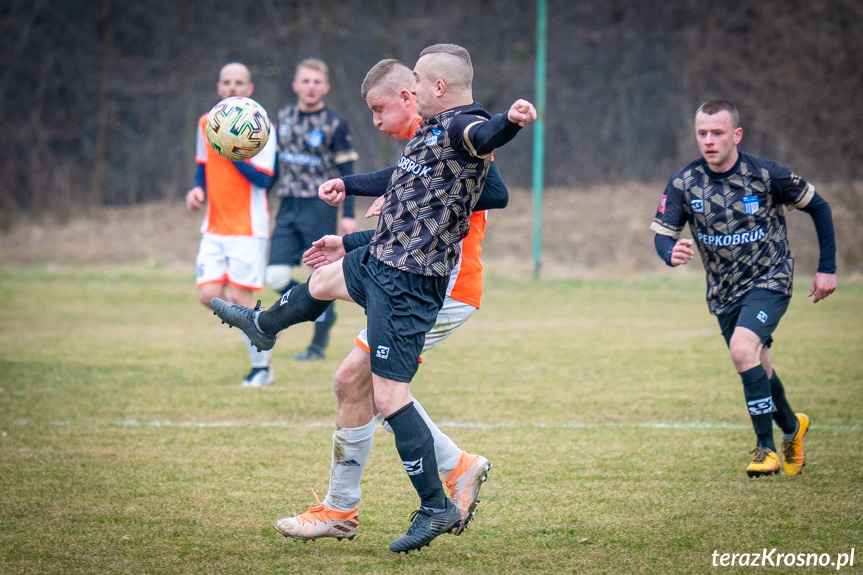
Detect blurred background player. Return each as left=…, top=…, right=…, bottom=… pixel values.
left=266, top=58, right=359, bottom=361
left=273, top=59, right=506, bottom=542
left=651, top=99, right=836, bottom=477
left=186, top=62, right=277, bottom=387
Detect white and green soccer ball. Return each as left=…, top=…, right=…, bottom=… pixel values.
left=205, top=96, right=271, bottom=161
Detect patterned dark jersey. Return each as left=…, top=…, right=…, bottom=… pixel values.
left=272, top=105, right=359, bottom=199
left=650, top=151, right=815, bottom=315
left=369, top=104, right=494, bottom=277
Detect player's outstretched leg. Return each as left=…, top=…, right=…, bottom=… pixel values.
left=445, top=452, right=492, bottom=534
left=274, top=489, right=358, bottom=542
left=211, top=299, right=276, bottom=352
left=212, top=282, right=333, bottom=352
left=389, top=499, right=462, bottom=554
left=781, top=413, right=810, bottom=476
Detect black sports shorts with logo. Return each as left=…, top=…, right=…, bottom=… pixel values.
left=342, top=245, right=447, bottom=383
left=717, top=288, right=791, bottom=348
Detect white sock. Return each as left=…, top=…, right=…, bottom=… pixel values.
left=323, top=418, right=375, bottom=511
left=243, top=334, right=271, bottom=369
left=376, top=396, right=463, bottom=477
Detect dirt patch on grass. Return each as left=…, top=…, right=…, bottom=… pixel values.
left=2, top=184, right=860, bottom=279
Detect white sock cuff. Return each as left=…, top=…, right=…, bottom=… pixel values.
left=335, top=418, right=376, bottom=442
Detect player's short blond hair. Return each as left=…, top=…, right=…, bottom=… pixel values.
left=361, top=59, right=412, bottom=101
left=417, top=43, right=473, bottom=90
left=296, top=58, right=329, bottom=82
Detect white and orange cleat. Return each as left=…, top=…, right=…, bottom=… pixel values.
left=274, top=489, right=358, bottom=542
left=444, top=452, right=492, bottom=534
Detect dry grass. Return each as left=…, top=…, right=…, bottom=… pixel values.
left=2, top=183, right=861, bottom=279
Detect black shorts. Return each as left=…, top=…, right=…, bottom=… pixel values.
left=268, top=197, right=337, bottom=266
left=343, top=246, right=447, bottom=383
left=717, top=288, right=791, bottom=348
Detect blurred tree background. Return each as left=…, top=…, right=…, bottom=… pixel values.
left=0, top=0, right=861, bottom=224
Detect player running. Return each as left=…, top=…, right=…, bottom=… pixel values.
left=651, top=99, right=836, bottom=477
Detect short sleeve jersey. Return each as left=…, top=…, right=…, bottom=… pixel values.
left=650, top=151, right=815, bottom=315
left=370, top=103, right=493, bottom=277
left=272, top=105, right=359, bottom=199
left=195, top=113, right=276, bottom=238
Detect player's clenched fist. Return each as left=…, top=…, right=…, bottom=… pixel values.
left=507, top=99, right=538, bottom=127
left=318, top=178, right=346, bottom=206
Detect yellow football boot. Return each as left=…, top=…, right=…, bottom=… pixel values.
left=781, top=413, right=810, bottom=476
left=746, top=446, right=781, bottom=477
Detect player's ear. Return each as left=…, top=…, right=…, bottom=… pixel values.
left=435, top=78, right=446, bottom=97
left=400, top=89, right=412, bottom=106
left=247, top=82, right=255, bottom=96
left=734, top=127, right=743, bottom=145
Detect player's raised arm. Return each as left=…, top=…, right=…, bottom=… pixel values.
left=507, top=99, right=537, bottom=127
left=466, top=99, right=537, bottom=157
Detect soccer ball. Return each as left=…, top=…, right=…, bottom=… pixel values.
left=205, top=96, right=271, bottom=161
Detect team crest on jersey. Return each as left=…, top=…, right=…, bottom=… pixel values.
left=742, top=195, right=760, bottom=215
left=425, top=128, right=442, bottom=147
left=306, top=130, right=324, bottom=148
left=691, top=198, right=704, bottom=213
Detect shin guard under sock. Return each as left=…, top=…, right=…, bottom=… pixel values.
left=740, top=365, right=776, bottom=451
left=258, top=281, right=332, bottom=335
left=386, top=402, right=447, bottom=510
left=769, top=370, right=798, bottom=435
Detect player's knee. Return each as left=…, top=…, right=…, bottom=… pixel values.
left=265, top=265, right=293, bottom=293
left=197, top=292, right=213, bottom=309
left=196, top=285, right=222, bottom=309
left=729, top=341, right=759, bottom=371
left=333, top=365, right=368, bottom=404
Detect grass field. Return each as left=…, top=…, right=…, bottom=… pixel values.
left=1, top=265, right=861, bottom=574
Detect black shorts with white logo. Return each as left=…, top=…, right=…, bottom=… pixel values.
left=717, top=288, right=791, bottom=348
left=343, top=246, right=447, bottom=383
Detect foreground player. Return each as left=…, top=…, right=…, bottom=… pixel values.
left=213, top=44, right=536, bottom=552
left=185, top=62, right=277, bottom=387
left=273, top=59, right=504, bottom=543
left=267, top=58, right=359, bottom=361
left=651, top=99, right=836, bottom=477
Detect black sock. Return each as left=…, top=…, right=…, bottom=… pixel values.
left=278, top=278, right=300, bottom=296
left=386, top=402, right=447, bottom=510
left=258, top=281, right=332, bottom=335
left=769, top=371, right=798, bottom=435
left=310, top=302, right=336, bottom=350
left=740, top=365, right=776, bottom=451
